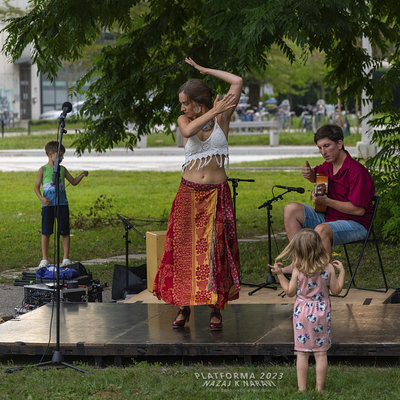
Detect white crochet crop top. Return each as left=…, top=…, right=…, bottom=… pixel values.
left=182, top=119, right=229, bottom=171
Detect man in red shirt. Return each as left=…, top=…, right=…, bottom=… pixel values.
left=284, top=124, right=375, bottom=255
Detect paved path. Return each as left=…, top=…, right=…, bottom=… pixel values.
left=0, top=146, right=356, bottom=172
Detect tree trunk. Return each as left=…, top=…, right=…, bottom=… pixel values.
left=248, top=83, right=260, bottom=109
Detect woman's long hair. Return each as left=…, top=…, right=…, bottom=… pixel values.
left=275, top=229, right=330, bottom=275
left=178, top=79, right=213, bottom=110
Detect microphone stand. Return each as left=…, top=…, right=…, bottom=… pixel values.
left=5, top=108, right=88, bottom=374
left=116, top=214, right=146, bottom=299
left=38, top=112, right=88, bottom=372
left=227, top=177, right=256, bottom=287
left=248, top=188, right=292, bottom=296
left=227, top=177, right=255, bottom=217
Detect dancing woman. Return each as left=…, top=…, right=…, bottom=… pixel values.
left=153, top=58, right=242, bottom=330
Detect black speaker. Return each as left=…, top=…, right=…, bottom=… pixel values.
left=111, top=264, right=147, bottom=300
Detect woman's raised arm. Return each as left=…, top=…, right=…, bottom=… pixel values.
left=185, top=57, right=243, bottom=108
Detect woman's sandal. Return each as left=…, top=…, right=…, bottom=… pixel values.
left=172, top=306, right=191, bottom=328
left=209, top=309, right=223, bottom=331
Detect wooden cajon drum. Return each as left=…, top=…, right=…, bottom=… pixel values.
left=146, top=231, right=167, bottom=292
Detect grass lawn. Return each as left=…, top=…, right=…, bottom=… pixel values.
left=0, top=133, right=78, bottom=150
left=0, top=361, right=399, bottom=399
left=123, top=129, right=361, bottom=147
left=0, top=128, right=362, bottom=149
left=119, top=128, right=362, bottom=148
left=0, top=164, right=398, bottom=293
left=0, top=168, right=305, bottom=270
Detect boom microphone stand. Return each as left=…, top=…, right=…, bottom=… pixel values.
left=5, top=102, right=88, bottom=373
left=116, top=214, right=146, bottom=298
left=248, top=185, right=304, bottom=296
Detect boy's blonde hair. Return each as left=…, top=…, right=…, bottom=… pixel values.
left=275, top=228, right=330, bottom=275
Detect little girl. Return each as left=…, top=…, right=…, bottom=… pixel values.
left=270, top=228, right=345, bottom=392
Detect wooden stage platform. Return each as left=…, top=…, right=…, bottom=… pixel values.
left=0, top=287, right=398, bottom=364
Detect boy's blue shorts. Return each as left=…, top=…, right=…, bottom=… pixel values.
left=41, top=205, right=70, bottom=236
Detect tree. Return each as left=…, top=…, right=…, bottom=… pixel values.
left=1, top=1, right=399, bottom=149
left=246, top=44, right=329, bottom=111
left=266, top=46, right=328, bottom=104
left=0, top=2, right=379, bottom=147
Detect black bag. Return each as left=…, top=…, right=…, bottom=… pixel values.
left=67, top=262, right=88, bottom=276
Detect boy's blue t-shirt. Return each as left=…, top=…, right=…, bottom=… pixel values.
left=42, top=164, right=68, bottom=207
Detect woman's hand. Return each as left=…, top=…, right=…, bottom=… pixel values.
left=185, top=57, right=207, bottom=74
left=212, top=93, right=237, bottom=115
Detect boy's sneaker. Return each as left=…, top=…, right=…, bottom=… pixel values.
left=61, top=259, right=72, bottom=267
left=38, top=259, right=49, bottom=268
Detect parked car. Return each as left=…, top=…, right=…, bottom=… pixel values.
left=39, top=101, right=84, bottom=120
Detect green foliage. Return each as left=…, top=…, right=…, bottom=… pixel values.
left=3, top=0, right=399, bottom=155
left=368, top=113, right=400, bottom=190
left=365, top=69, right=400, bottom=241
left=70, top=194, right=117, bottom=229
left=381, top=203, right=400, bottom=243
left=2, top=0, right=134, bottom=77
left=374, top=186, right=400, bottom=244
left=263, top=44, right=328, bottom=100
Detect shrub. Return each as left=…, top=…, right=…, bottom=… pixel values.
left=70, top=194, right=117, bottom=229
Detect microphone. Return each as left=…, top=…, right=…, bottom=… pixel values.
left=60, top=101, right=73, bottom=118
left=275, top=185, right=305, bottom=194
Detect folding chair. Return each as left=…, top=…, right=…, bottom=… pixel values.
left=336, top=195, right=388, bottom=298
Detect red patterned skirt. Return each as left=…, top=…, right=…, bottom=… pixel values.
left=153, top=178, right=240, bottom=309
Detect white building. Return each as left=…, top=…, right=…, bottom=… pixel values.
left=0, top=0, right=41, bottom=121
left=1, top=0, right=85, bottom=123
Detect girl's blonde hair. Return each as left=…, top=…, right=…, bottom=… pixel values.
left=275, top=229, right=330, bottom=275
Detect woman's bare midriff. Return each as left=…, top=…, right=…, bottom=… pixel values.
left=182, top=156, right=227, bottom=184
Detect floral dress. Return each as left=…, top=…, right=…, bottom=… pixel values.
left=293, top=267, right=331, bottom=352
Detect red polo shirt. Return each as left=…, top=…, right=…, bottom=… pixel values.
left=313, top=152, right=375, bottom=230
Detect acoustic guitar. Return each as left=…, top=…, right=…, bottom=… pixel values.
left=314, top=173, right=328, bottom=213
